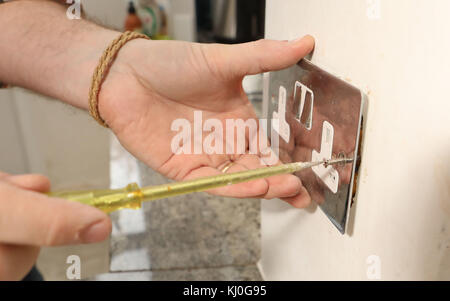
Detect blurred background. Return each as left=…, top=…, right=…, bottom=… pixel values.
left=0, top=0, right=265, bottom=281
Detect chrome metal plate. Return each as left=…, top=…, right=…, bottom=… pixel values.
left=264, top=59, right=366, bottom=234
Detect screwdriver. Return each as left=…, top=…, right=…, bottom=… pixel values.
left=48, top=158, right=353, bottom=213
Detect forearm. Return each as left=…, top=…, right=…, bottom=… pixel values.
left=0, top=0, right=120, bottom=109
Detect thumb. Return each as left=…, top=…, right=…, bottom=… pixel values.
left=211, top=35, right=315, bottom=78
left=3, top=174, right=51, bottom=193
left=0, top=180, right=111, bottom=246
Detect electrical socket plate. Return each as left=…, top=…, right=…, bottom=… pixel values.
left=264, top=59, right=366, bottom=234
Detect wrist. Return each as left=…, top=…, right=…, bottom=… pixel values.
left=62, top=28, right=122, bottom=110
left=96, top=38, right=151, bottom=128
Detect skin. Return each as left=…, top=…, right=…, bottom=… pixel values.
left=0, top=0, right=315, bottom=280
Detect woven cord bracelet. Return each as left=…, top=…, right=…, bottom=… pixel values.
left=88, top=31, right=150, bottom=127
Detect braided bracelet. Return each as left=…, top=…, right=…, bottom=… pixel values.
left=88, top=31, right=150, bottom=127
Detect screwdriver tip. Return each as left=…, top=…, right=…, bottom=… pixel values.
left=323, top=157, right=354, bottom=168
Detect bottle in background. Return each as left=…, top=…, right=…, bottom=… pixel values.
left=125, top=1, right=142, bottom=32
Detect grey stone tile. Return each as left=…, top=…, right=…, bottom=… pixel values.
left=92, top=265, right=262, bottom=281
left=109, top=162, right=260, bottom=272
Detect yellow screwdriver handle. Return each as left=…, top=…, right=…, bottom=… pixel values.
left=47, top=183, right=143, bottom=213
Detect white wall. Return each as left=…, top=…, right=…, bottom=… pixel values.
left=261, top=0, right=450, bottom=280
left=11, top=88, right=110, bottom=190
left=168, top=0, right=197, bottom=41
left=83, top=0, right=128, bottom=30
left=0, top=90, right=28, bottom=174
left=0, top=89, right=110, bottom=191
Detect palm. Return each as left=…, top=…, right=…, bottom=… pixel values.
left=99, top=38, right=315, bottom=206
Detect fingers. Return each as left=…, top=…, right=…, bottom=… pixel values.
left=236, top=154, right=306, bottom=200
left=183, top=165, right=269, bottom=198
left=0, top=181, right=111, bottom=246
left=212, top=35, right=315, bottom=78
left=237, top=153, right=312, bottom=207
left=0, top=244, right=40, bottom=281
left=182, top=153, right=311, bottom=206
left=281, top=186, right=312, bottom=208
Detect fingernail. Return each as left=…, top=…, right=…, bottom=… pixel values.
left=79, top=219, right=111, bottom=243
left=288, top=35, right=315, bottom=47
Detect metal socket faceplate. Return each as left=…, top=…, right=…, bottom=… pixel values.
left=265, top=59, right=365, bottom=234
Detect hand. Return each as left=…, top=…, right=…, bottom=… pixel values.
left=98, top=36, right=315, bottom=208
left=0, top=172, right=111, bottom=280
